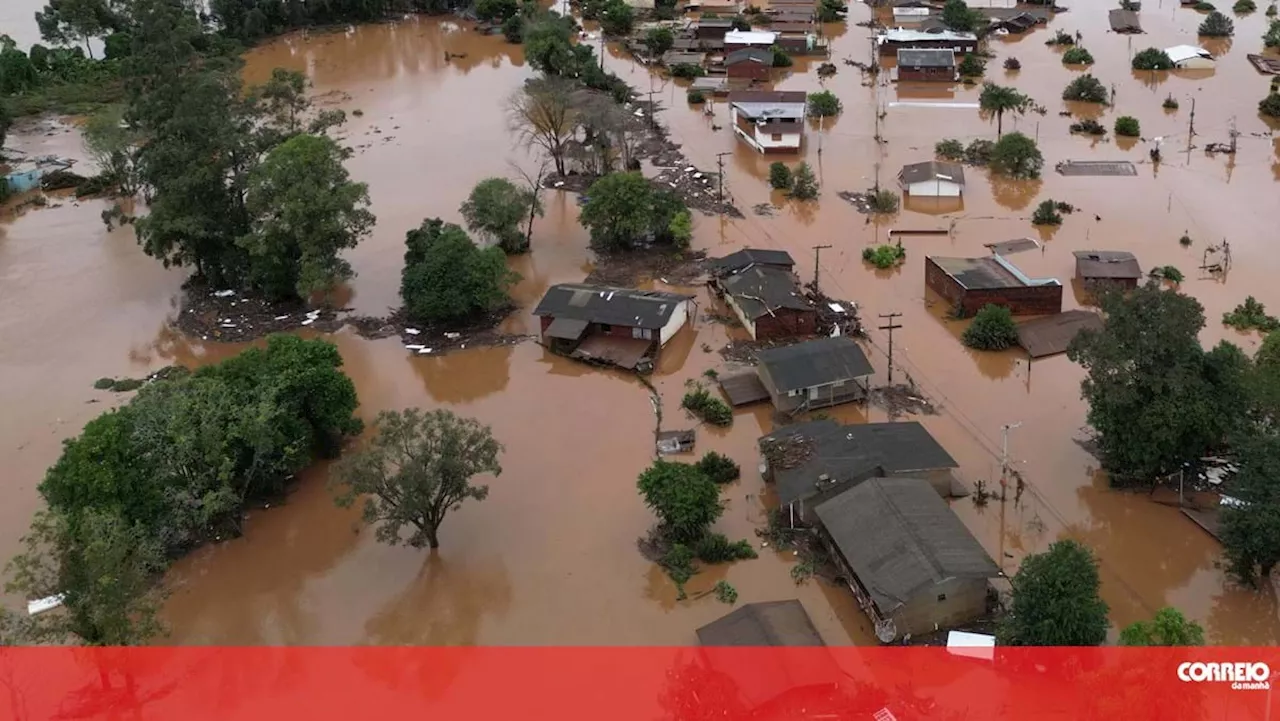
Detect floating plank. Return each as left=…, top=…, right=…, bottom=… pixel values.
left=28, top=594, right=65, bottom=616
left=1055, top=160, right=1138, bottom=177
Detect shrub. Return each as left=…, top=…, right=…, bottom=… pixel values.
left=670, top=62, right=704, bottom=78
left=1235, top=0, right=1257, bottom=12
left=870, top=188, right=900, bottom=213
left=681, top=386, right=734, bottom=426
left=1196, top=1, right=1216, bottom=8
left=1223, top=296, right=1280, bottom=332
left=660, top=543, right=697, bottom=590
left=687, top=89, right=706, bottom=104
left=638, top=459, right=724, bottom=543
left=964, top=138, right=995, bottom=165
left=502, top=14, right=524, bottom=42
left=1055, top=201, right=1076, bottom=214
left=1120, top=0, right=1140, bottom=8
left=1063, top=74, right=1109, bottom=103
left=1163, top=94, right=1180, bottom=110
left=768, top=161, right=793, bottom=189
left=1266, top=19, right=1280, bottom=46
left=961, top=304, right=1019, bottom=350
left=695, top=533, right=757, bottom=562
left=1062, top=47, right=1095, bottom=65
left=936, top=138, right=965, bottom=160
left=1132, top=47, right=1174, bottom=70
left=1070, top=118, right=1107, bottom=135
left=1149, top=265, right=1185, bottom=283
left=790, top=162, right=819, bottom=199
left=1179, top=232, right=1193, bottom=246
left=1004, top=56, right=1022, bottom=70
left=862, top=243, right=906, bottom=269
left=989, top=132, right=1043, bottom=178
left=1114, top=116, right=1141, bottom=137
left=1031, top=199, right=1063, bottom=225
left=771, top=46, right=793, bottom=67
left=1260, top=92, right=1280, bottom=117
left=1269, top=2, right=1278, bottom=16
left=1199, top=10, right=1234, bottom=35
left=93, top=377, right=116, bottom=390
left=696, top=452, right=742, bottom=484
left=1046, top=30, right=1075, bottom=45
left=958, top=54, right=986, bottom=77
left=807, top=90, right=842, bottom=117
left=401, top=219, right=518, bottom=323
left=714, top=580, right=739, bottom=604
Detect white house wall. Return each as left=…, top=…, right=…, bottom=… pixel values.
left=659, top=299, right=691, bottom=345
left=906, top=180, right=962, bottom=197
left=722, top=294, right=758, bottom=339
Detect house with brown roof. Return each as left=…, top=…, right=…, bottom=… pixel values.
left=533, top=284, right=696, bottom=371
left=896, top=48, right=957, bottom=82
left=925, top=255, right=1063, bottom=317
left=728, top=91, right=807, bottom=153
left=725, top=47, right=772, bottom=80
left=899, top=160, right=965, bottom=197
left=1073, top=250, right=1142, bottom=289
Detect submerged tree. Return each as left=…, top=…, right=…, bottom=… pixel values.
left=941, top=0, right=984, bottom=31
left=331, top=409, right=504, bottom=550
left=637, top=460, right=724, bottom=544
left=988, top=132, right=1043, bottom=179
left=1199, top=10, right=1235, bottom=35
left=400, top=219, right=519, bottom=324
left=790, top=162, right=819, bottom=199
left=978, top=82, right=1032, bottom=137
left=578, top=171, right=687, bottom=250
left=1062, top=73, right=1109, bottom=104
left=1118, top=607, right=1206, bottom=645
left=1132, top=47, right=1174, bottom=71
left=82, top=104, right=142, bottom=195
left=508, top=76, right=579, bottom=176
left=460, top=177, right=540, bottom=254
left=999, top=540, right=1109, bottom=646
left=1220, top=431, right=1280, bottom=585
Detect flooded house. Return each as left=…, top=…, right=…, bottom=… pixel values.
left=1073, top=250, right=1142, bottom=290
left=728, top=91, right=807, bottom=153
left=876, top=29, right=978, bottom=57
left=895, top=49, right=956, bottom=82
left=813, top=477, right=1001, bottom=642
left=755, top=337, right=874, bottom=413
left=696, top=600, right=826, bottom=646
left=1108, top=9, right=1142, bottom=34
left=2, top=155, right=74, bottom=194
left=708, top=247, right=797, bottom=275
left=898, top=161, right=965, bottom=196
left=693, top=17, right=735, bottom=41
left=924, top=255, right=1063, bottom=317
left=757, top=418, right=960, bottom=525
left=725, top=48, right=772, bottom=80
left=709, top=250, right=814, bottom=340
left=892, top=5, right=932, bottom=27
left=662, top=50, right=708, bottom=68
left=724, top=30, right=779, bottom=51
left=1165, top=45, right=1214, bottom=70
left=532, top=284, right=696, bottom=372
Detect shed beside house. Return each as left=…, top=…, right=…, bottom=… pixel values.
left=896, top=48, right=956, bottom=82
left=718, top=265, right=816, bottom=340
left=532, top=284, right=696, bottom=371
left=1073, top=250, right=1142, bottom=289
left=814, top=477, right=1001, bottom=642
left=728, top=91, right=807, bottom=153
left=1165, top=45, right=1214, bottom=69
left=725, top=47, right=773, bottom=80
left=898, top=161, right=964, bottom=197
left=925, top=255, right=1063, bottom=317
left=756, top=337, right=873, bottom=414
left=759, top=419, right=960, bottom=525
left=694, top=18, right=735, bottom=40
left=892, top=5, right=932, bottom=26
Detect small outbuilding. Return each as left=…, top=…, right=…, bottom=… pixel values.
left=898, top=160, right=965, bottom=197
left=814, top=477, right=1001, bottom=642
left=1073, top=250, right=1142, bottom=289
left=756, top=337, right=874, bottom=414
left=718, top=265, right=816, bottom=340
left=533, top=284, right=696, bottom=371
left=895, top=48, right=956, bottom=82
left=925, top=255, right=1063, bottom=317
left=693, top=18, right=735, bottom=40
left=1165, top=44, right=1214, bottom=69
left=725, top=47, right=773, bottom=80
left=1015, top=310, right=1104, bottom=359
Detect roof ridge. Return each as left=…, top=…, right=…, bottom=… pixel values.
left=868, top=479, right=947, bottom=593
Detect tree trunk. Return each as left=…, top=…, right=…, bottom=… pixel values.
left=551, top=150, right=565, bottom=176
left=996, top=111, right=1003, bottom=138
left=426, top=526, right=440, bottom=549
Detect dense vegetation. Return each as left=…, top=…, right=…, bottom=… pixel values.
left=1063, top=74, right=1109, bottom=104
left=999, top=540, right=1109, bottom=646
left=807, top=90, right=841, bottom=118
left=400, top=218, right=519, bottom=324
left=961, top=304, right=1019, bottom=350
left=1132, top=47, right=1174, bottom=71
left=988, top=132, right=1043, bottom=179
left=1119, top=607, right=1206, bottom=645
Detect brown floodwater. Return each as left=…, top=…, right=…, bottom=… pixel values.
left=3, top=2, right=1280, bottom=645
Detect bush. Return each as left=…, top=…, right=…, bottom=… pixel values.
left=1223, top=296, right=1280, bottom=332
left=401, top=219, right=518, bottom=324
left=862, top=243, right=906, bottom=269
left=1266, top=19, right=1280, bottom=46
left=638, top=460, right=724, bottom=543
left=93, top=377, right=116, bottom=390
left=687, top=89, right=706, bottom=104
left=1114, top=116, right=1141, bottom=137
left=768, top=161, right=793, bottom=189
left=1163, top=94, right=1180, bottom=109
left=807, top=90, right=842, bottom=117
left=790, top=162, right=819, bottom=199
left=682, top=387, right=734, bottom=426
left=958, top=54, right=986, bottom=77
left=1055, top=201, right=1076, bottom=214
left=964, top=138, right=995, bottom=165
left=869, top=188, right=900, bottom=213
left=961, top=304, right=1019, bottom=350
left=771, top=46, right=793, bottom=67
left=696, top=452, right=742, bottom=484
left=1062, top=47, right=1095, bottom=65
left=1149, top=265, right=1185, bottom=283
left=1063, top=74, right=1109, bottom=103
left=1179, top=232, right=1193, bottom=246
left=817, top=0, right=847, bottom=21
left=1196, top=1, right=1216, bottom=8
left=1004, top=56, right=1021, bottom=70
left=1133, top=48, right=1174, bottom=70
left=989, top=132, right=1043, bottom=178
left=1070, top=118, right=1107, bottom=135
left=936, top=138, right=965, bottom=160
left=660, top=543, right=697, bottom=589
left=1235, top=0, right=1257, bottom=12
left=1199, top=10, right=1234, bottom=35
left=695, top=533, right=758, bottom=562
left=1260, top=92, right=1280, bottom=117
left=1031, top=199, right=1063, bottom=225
left=1269, top=2, right=1278, bottom=16
left=1046, top=30, right=1075, bottom=45
left=714, top=580, right=739, bottom=604
left=670, top=62, right=704, bottom=78
left=502, top=14, right=524, bottom=41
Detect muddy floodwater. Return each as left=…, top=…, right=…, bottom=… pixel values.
left=4, top=1, right=1280, bottom=644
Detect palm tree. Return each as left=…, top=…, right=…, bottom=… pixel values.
left=979, top=82, right=1032, bottom=137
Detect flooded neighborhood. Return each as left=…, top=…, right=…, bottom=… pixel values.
left=3, top=0, right=1280, bottom=653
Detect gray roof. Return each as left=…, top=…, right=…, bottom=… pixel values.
left=730, top=91, right=808, bottom=120
left=697, top=18, right=735, bottom=28
left=929, top=256, right=1024, bottom=290
left=726, top=47, right=772, bottom=65
left=897, top=48, right=955, bottom=68
left=710, top=248, right=796, bottom=274
left=729, top=90, right=808, bottom=104
left=1073, top=250, right=1142, bottom=280
left=814, top=478, right=1000, bottom=615
left=756, top=337, right=873, bottom=392
left=760, top=420, right=959, bottom=506
left=899, top=160, right=965, bottom=186
left=533, top=284, right=693, bottom=329
left=1109, top=9, right=1142, bottom=32
left=696, top=600, right=826, bottom=646
left=721, top=266, right=811, bottom=321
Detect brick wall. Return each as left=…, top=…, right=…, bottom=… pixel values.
left=925, top=259, right=1063, bottom=317
left=753, top=307, right=817, bottom=340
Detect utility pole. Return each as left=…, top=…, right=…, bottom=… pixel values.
left=878, top=312, right=902, bottom=385
left=715, top=151, right=732, bottom=210
left=599, top=32, right=605, bottom=70
left=811, top=244, right=833, bottom=294
left=1229, top=115, right=1239, bottom=154
left=1188, top=96, right=1197, bottom=138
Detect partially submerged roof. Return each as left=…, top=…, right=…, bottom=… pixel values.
left=690, top=76, right=730, bottom=92
left=896, top=48, right=956, bottom=67
left=878, top=28, right=977, bottom=44
left=1073, top=250, right=1141, bottom=280
left=759, top=419, right=958, bottom=506
left=1165, top=45, right=1212, bottom=64
left=729, top=91, right=808, bottom=120
left=757, top=336, right=873, bottom=392
left=814, top=478, right=1000, bottom=615
left=696, top=600, right=826, bottom=646
left=929, top=255, right=1061, bottom=290
left=725, top=30, right=779, bottom=45
left=1016, top=310, right=1104, bottom=359
left=726, top=47, right=772, bottom=65
left=1248, top=53, right=1280, bottom=75
left=899, top=160, right=965, bottom=186
left=533, top=284, right=693, bottom=329
left=663, top=51, right=707, bottom=66
left=1108, top=8, right=1142, bottom=32
left=710, top=248, right=796, bottom=274
left=985, top=238, right=1040, bottom=255
left=722, top=266, right=812, bottom=320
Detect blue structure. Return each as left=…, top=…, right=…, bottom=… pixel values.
left=2, top=157, right=74, bottom=194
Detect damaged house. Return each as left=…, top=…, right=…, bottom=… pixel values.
left=709, top=251, right=815, bottom=340
left=757, top=419, right=960, bottom=526
left=533, top=284, right=696, bottom=372
left=925, top=254, right=1062, bottom=317
left=1073, top=250, right=1142, bottom=290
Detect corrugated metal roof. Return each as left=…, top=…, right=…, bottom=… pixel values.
left=1016, top=310, right=1104, bottom=359
left=533, top=284, right=693, bottom=329
left=722, top=265, right=812, bottom=320
left=1073, top=250, right=1142, bottom=279
left=725, top=30, right=779, bottom=45
left=710, top=248, right=796, bottom=274
left=899, top=160, right=965, bottom=185
left=696, top=601, right=826, bottom=646
left=757, top=337, right=873, bottom=392
left=1165, top=44, right=1212, bottom=64
left=897, top=48, right=955, bottom=67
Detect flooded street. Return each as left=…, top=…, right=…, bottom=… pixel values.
left=3, top=0, right=1280, bottom=644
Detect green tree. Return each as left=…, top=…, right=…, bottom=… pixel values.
left=521, top=14, right=579, bottom=76
left=941, top=0, right=984, bottom=31
left=807, top=90, right=841, bottom=117
left=988, top=131, right=1043, bottom=179
left=6, top=508, right=166, bottom=646
left=331, top=409, right=503, bottom=550
left=601, top=0, right=635, bottom=36
left=957, top=53, right=985, bottom=77
left=35, top=0, right=118, bottom=57
left=1221, top=431, right=1280, bottom=585
left=817, top=0, right=847, bottom=22
left=460, top=177, right=539, bottom=254
left=1114, top=116, right=1140, bottom=137
left=768, top=161, right=793, bottom=189
left=1132, top=47, right=1174, bottom=70
left=637, top=460, right=723, bottom=543
left=0, top=102, right=11, bottom=150
left=790, top=161, right=819, bottom=199
left=999, top=540, right=1109, bottom=646
left=1031, top=199, right=1062, bottom=225
left=476, top=0, right=520, bottom=21
left=1066, top=281, right=1249, bottom=482
left=400, top=219, right=518, bottom=323
left=644, top=26, right=674, bottom=57
left=1260, top=92, right=1280, bottom=118
left=1199, top=10, right=1234, bottom=35
left=0, top=42, right=39, bottom=95
left=579, top=171, right=687, bottom=250
left=978, top=82, right=1031, bottom=137
left=961, top=304, right=1019, bottom=349
left=1062, top=73, right=1109, bottom=103
left=1118, top=607, right=1205, bottom=645
left=240, top=133, right=374, bottom=300
left=1061, top=46, right=1094, bottom=65
left=1266, top=19, right=1280, bottom=47
left=508, top=76, right=578, bottom=176
left=82, top=104, right=142, bottom=194
left=770, top=46, right=793, bottom=67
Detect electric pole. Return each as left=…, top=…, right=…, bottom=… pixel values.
left=1188, top=96, right=1196, bottom=138
left=811, top=244, right=833, bottom=294
left=715, top=151, right=732, bottom=210
left=599, top=32, right=605, bottom=70
left=1229, top=115, right=1239, bottom=154
left=878, top=312, right=902, bottom=385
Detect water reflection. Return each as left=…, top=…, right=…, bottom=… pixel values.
left=988, top=173, right=1042, bottom=211
left=415, top=344, right=514, bottom=404
left=365, top=551, right=512, bottom=645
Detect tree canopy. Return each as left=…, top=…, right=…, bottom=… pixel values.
left=578, top=172, right=688, bottom=251
left=400, top=218, right=519, bottom=324
left=460, top=177, right=541, bottom=254
left=941, top=0, right=984, bottom=31
left=1118, top=607, right=1205, bottom=645
left=999, top=540, right=1109, bottom=646
left=988, top=132, right=1043, bottom=179
left=978, top=82, right=1031, bottom=137
left=637, top=460, right=724, bottom=544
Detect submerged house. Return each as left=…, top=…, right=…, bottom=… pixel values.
left=697, top=600, right=826, bottom=646
left=876, top=29, right=978, bottom=57
left=895, top=48, right=956, bottom=82
left=725, top=30, right=780, bottom=51
left=758, top=419, right=959, bottom=525
left=1073, top=250, right=1142, bottom=289
left=728, top=91, right=807, bottom=153
left=755, top=337, right=874, bottom=413
left=533, top=284, right=696, bottom=371
left=709, top=248, right=797, bottom=275
left=725, top=48, right=773, bottom=80
left=713, top=262, right=815, bottom=340
left=925, top=255, right=1062, bottom=317
left=814, top=477, right=1001, bottom=642
left=2, top=156, right=75, bottom=194
left=898, top=160, right=965, bottom=197
left=1165, top=44, right=1214, bottom=69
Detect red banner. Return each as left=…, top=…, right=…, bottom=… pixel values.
left=1, top=647, right=1277, bottom=720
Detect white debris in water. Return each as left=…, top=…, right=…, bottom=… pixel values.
left=274, top=315, right=290, bottom=321
left=405, top=344, right=425, bottom=351
left=213, top=290, right=236, bottom=298
left=28, top=594, right=64, bottom=616
left=405, top=328, right=421, bottom=335
left=418, top=347, right=433, bottom=354
left=684, top=166, right=695, bottom=172
left=634, top=109, right=644, bottom=117
left=555, top=181, right=565, bottom=188
left=301, top=318, right=315, bottom=326
left=444, top=332, right=461, bottom=340
left=694, top=172, right=703, bottom=179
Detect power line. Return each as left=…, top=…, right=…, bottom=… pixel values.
left=877, top=312, right=902, bottom=385
left=811, top=244, right=833, bottom=294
